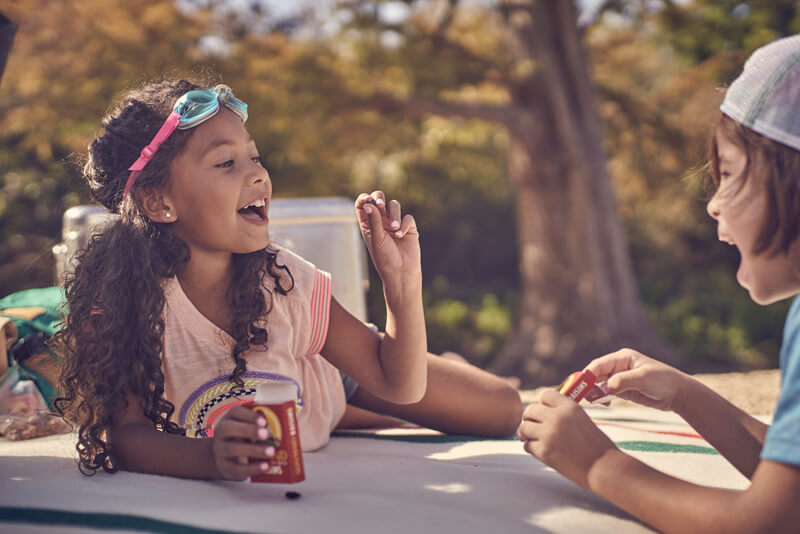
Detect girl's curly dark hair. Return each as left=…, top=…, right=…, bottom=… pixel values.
left=52, top=77, right=293, bottom=475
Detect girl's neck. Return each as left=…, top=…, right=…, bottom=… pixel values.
left=177, top=251, right=234, bottom=334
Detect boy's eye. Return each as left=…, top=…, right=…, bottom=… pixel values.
left=253, top=155, right=263, bottom=165
left=216, top=160, right=234, bottom=168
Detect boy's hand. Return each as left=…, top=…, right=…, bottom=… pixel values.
left=355, top=191, right=421, bottom=283
left=585, top=349, right=690, bottom=412
left=211, top=406, right=276, bottom=481
left=518, top=388, right=616, bottom=490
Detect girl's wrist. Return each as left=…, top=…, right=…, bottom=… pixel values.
left=382, top=274, right=422, bottom=302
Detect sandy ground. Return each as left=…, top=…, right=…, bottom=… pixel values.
left=519, top=368, right=781, bottom=416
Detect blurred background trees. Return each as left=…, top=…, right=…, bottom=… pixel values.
left=1, top=0, right=798, bottom=385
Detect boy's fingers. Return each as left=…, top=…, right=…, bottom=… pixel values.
left=539, top=388, right=571, bottom=407
left=606, top=366, right=650, bottom=394
left=585, top=351, right=634, bottom=382
left=517, top=419, right=540, bottom=440
left=521, top=402, right=546, bottom=422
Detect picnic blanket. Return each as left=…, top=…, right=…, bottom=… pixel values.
left=0, top=406, right=759, bottom=534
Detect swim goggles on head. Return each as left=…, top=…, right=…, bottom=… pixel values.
left=123, top=84, right=248, bottom=199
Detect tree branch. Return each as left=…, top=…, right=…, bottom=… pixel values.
left=360, top=92, right=522, bottom=127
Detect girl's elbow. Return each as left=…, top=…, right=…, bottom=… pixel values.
left=386, top=376, right=427, bottom=405
left=492, top=387, right=524, bottom=438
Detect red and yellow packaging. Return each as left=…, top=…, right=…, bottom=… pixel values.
left=244, top=382, right=305, bottom=484
left=559, top=369, right=615, bottom=404
left=559, top=369, right=598, bottom=402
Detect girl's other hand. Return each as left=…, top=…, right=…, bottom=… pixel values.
left=585, top=349, right=690, bottom=412
left=211, top=406, right=276, bottom=481
left=355, top=191, right=421, bottom=282
left=518, top=388, right=616, bottom=490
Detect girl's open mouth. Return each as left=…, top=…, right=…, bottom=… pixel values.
left=238, top=198, right=268, bottom=224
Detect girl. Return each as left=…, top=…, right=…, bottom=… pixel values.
left=518, top=35, right=800, bottom=532
left=54, top=78, right=522, bottom=480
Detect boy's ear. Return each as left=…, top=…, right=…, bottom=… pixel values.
left=136, top=185, right=176, bottom=223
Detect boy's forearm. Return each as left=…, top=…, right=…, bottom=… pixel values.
left=672, top=378, right=768, bottom=478
left=110, top=422, right=222, bottom=480
left=589, top=449, right=747, bottom=533
left=380, top=277, right=427, bottom=403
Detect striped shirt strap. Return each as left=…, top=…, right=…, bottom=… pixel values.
left=307, top=270, right=332, bottom=355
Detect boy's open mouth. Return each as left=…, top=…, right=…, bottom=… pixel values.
left=238, top=197, right=268, bottom=222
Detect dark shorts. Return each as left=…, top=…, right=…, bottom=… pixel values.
left=340, top=371, right=360, bottom=401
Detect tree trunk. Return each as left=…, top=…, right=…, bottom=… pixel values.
left=491, top=0, right=674, bottom=385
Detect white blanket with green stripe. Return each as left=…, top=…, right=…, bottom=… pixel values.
left=0, top=406, right=759, bottom=534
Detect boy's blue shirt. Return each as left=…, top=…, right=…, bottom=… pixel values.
left=762, top=296, right=800, bottom=466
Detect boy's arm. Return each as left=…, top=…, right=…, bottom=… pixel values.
left=586, top=350, right=767, bottom=477
left=109, top=391, right=272, bottom=480
left=672, top=378, right=768, bottom=478
left=590, top=451, right=800, bottom=533
left=520, top=391, right=800, bottom=533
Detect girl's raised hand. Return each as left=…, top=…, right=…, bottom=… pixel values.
left=211, top=406, right=276, bottom=481
left=518, top=388, right=616, bottom=490
left=355, top=191, right=421, bottom=283
left=585, top=349, right=690, bottom=412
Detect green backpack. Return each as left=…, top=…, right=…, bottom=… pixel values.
left=0, top=287, right=65, bottom=409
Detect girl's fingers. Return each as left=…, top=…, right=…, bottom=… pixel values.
left=217, top=420, right=271, bottom=442
left=224, top=405, right=267, bottom=426
left=394, top=214, right=418, bottom=238
left=387, top=199, right=401, bottom=230
left=364, top=201, right=387, bottom=241
left=370, top=191, right=387, bottom=218
left=222, top=460, right=274, bottom=480
left=219, top=440, right=276, bottom=460
left=355, top=193, right=373, bottom=211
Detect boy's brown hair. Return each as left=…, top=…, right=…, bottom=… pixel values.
left=709, top=114, right=800, bottom=256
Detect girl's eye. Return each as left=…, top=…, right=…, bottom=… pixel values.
left=216, top=160, right=234, bottom=168
left=252, top=156, right=263, bottom=165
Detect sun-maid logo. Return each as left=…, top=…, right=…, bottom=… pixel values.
left=250, top=405, right=283, bottom=445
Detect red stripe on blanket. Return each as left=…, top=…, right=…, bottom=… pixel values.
left=595, top=421, right=703, bottom=439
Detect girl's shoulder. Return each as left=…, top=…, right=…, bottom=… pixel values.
left=265, top=245, right=331, bottom=305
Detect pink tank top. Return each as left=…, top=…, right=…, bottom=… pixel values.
left=160, top=247, right=345, bottom=451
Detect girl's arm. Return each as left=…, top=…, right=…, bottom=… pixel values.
left=346, top=351, right=523, bottom=438
left=520, top=390, right=800, bottom=533
left=586, top=349, right=767, bottom=477
left=109, top=391, right=274, bottom=480
left=321, top=191, right=427, bottom=404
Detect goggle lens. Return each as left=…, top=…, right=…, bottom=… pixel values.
left=174, top=85, right=248, bottom=129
